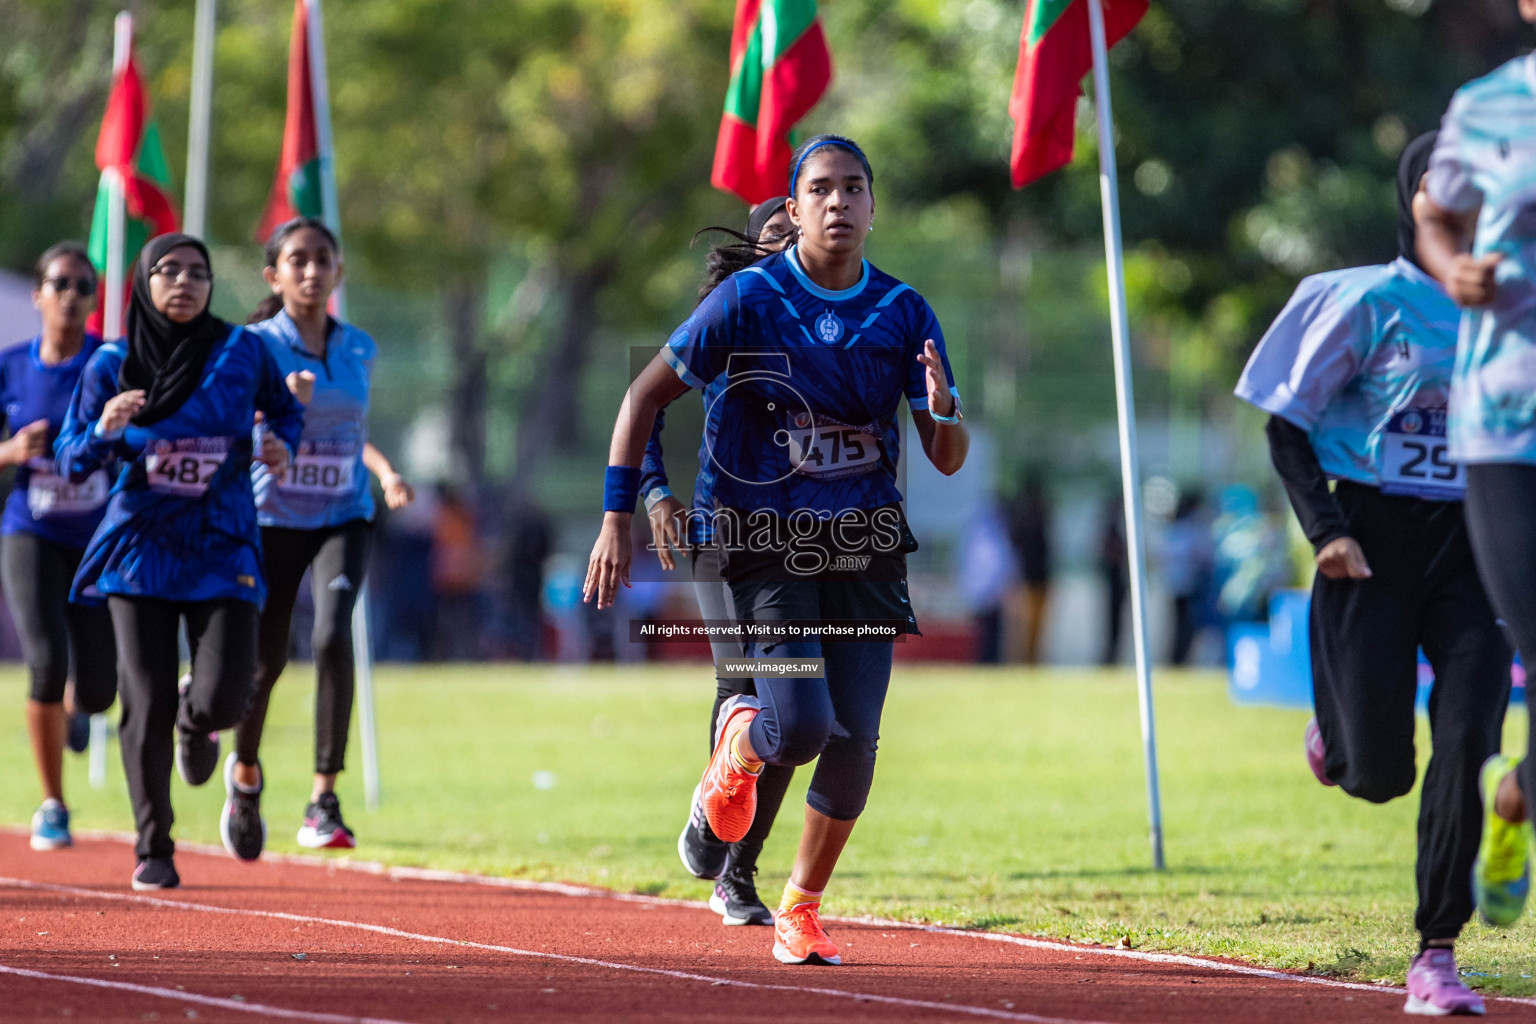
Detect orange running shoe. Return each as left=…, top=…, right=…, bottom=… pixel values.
left=700, top=694, right=761, bottom=843
left=773, top=902, right=841, bottom=965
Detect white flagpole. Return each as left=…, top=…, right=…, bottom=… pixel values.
left=183, top=0, right=217, bottom=237
left=306, top=0, right=379, bottom=811
left=1087, top=0, right=1165, bottom=870
left=103, top=12, right=133, bottom=341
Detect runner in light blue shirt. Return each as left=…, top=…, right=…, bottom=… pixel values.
left=221, top=217, right=415, bottom=864
left=1240, top=133, right=1510, bottom=1014
left=1418, top=25, right=1536, bottom=939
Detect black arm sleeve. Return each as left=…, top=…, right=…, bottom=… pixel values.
left=1265, top=415, right=1350, bottom=552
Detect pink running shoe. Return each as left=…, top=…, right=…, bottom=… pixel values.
left=1304, top=718, right=1335, bottom=787
left=1405, top=948, right=1485, bottom=1016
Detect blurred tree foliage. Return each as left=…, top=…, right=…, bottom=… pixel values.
left=1, top=0, right=1532, bottom=492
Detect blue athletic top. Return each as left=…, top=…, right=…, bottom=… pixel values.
left=0, top=335, right=111, bottom=547
left=660, top=247, right=959, bottom=519
left=1427, top=54, right=1536, bottom=464
left=1235, top=257, right=1464, bottom=500
left=55, top=326, right=305, bottom=606
left=246, top=311, right=377, bottom=530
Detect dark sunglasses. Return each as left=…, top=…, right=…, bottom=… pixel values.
left=42, top=276, right=97, bottom=295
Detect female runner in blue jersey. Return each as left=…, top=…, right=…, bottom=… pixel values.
left=1237, top=134, right=1511, bottom=1016
left=218, top=217, right=414, bottom=861
left=2, top=242, right=117, bottom=852
left=56, top=233, right=304, bottom=890
left=643, top=199, right=798, bottom=925
left=1416, top=0, right=1536, bottom=942
left=586, top=135, right=968, bottom=966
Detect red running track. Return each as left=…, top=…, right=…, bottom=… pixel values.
left=1, top=832, right=1534, bottom=1023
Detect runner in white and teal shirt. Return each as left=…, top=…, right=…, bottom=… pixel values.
left=221, top=217, right=415, bottom=863
left=1418, top=34, right=1536, bottom=938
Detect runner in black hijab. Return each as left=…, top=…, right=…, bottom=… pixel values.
left=119, top=233, right=231, bottom=426
left=1398, top=131, right=1438, bottom=271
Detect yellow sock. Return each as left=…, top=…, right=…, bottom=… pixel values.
left=779, top=880, right=823, bottom=914
left=729, top=730, right=763, bottom=773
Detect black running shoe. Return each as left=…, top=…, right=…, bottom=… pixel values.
left=131, top=855, right=180, bottom=891
left=174, top=675, right=219, bottom=787
left=219, top=753, right=266, bottom=862
left=297, top=792, right=355, bottom=849
left=176, top=727, right=219, bottom=787
left=709, top=862, right=774, bottom=926
left=66, top=712, right=90, bottom=754
left=678, top=782, right=729, bottom=880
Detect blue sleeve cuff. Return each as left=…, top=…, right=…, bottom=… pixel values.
left=643, top=486, right=675, bottom=513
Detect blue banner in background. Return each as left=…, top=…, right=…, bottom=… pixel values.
left=1227, top=589, right=1526, bottom=712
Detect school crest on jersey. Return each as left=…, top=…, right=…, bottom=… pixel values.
left=815, top=312, right=844, bottom=344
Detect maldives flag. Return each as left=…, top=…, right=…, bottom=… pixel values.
left=257, top=0, right=324, bottom=241
left=711, top=0, right=833, bottom=205
left=1010, top=0, right=1146, bottom=189
left=86, top=47, right=179, bottom=335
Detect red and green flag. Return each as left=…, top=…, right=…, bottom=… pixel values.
left=1009, top=0, right=1146, bottom=189
left=258, top=0, right=324, bottom=241
left=711, top=0, right=833, bottom=205
left=87, top=44, right=179, bottom=336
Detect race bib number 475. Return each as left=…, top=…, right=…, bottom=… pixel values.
left=1380, top=407, right=1462, bottom=500
left=145, top=438, right=231, bottom=497
left=784, top=413, right=882, bottom=480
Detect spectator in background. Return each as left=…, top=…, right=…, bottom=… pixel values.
left=958, top=500, right=1018, bottom=664
left=502, top=500, right=551, bottom=661
left=1163, top=490, right=1215, bottom=665
left=374, top=485, right=437, bottom=660
left=1009, top=475, right=1053, bottom=664
left=430, top=485, right=482, bottom=660
left=1097, top=495, right=1128, bottom=666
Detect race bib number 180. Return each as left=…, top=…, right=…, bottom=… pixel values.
left=278, top=450, right=356, bottom=496
left=1380, top=407, right=1462, bottom=500
left=145, top=438, right=232, bottom=497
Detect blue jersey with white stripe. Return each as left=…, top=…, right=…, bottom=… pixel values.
left=0, top=335, right=110, bottom=547
left=661, top=247, right=958, bottom=518
left=1235, top=258, right=1462, bottom=499
left=1428, top=54, right=1536, bottom=464
left=247, top=311, right=377, bottom=530
left=55, top=326, right=305, bottom=606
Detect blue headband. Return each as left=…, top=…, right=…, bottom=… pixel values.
left=788, top=138, right=874, bottom=196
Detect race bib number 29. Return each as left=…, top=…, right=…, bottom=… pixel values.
left=145, top=438, right=231, bottom=497
left=1380, top=407, right=1462, bottom=500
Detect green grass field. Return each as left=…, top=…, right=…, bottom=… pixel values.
left=2, top=664, right=1534, bottom=994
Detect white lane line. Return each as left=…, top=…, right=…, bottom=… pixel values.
left=0, top=962, right=416, bottom=1023
left=0, top=877, right=1110, bottom=1024
left=15, top=830, right=1536, bottom=1011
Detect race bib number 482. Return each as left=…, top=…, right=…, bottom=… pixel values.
left=1380, top=407, right=1462, bottom=500
left=145, top=438, right=232, bottom=497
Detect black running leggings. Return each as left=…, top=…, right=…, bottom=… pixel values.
left=1, top=532, right=116, bottom=710
left=110, top=596, right=259, bottom=859
left=692, top=543, right=794, bottom=869
left=1308, top=483, right=1511, bottom=942
left=237, top=520, right=371, bottom=776
left=1464, top=464, right=1536, bottom=814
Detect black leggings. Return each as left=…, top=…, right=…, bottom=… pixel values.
left=110, top=596, right=259, bottom=859
left=1, top=532, right=116, bottom=710
left=1464, top=464, right=1536, bottom=815
left=692, top=544, right=795, bottom=867
left=237, top=520, right=370, bottom=776
left=1309, top=483, right=1511, bottom=942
